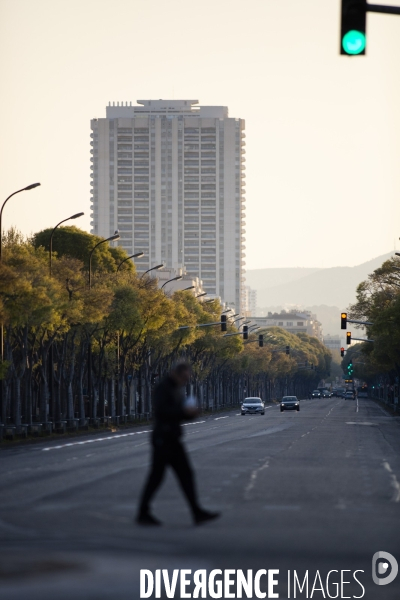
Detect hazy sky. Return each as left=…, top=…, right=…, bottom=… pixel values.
left=1, top=0, right=400, bottom=270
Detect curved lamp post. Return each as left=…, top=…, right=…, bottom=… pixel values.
left=117, top=251, right=144, bottom=272
left=0, top=183, right=40, bottom=368
left=49, top=212, right=84, bottom=276
left=87, top=232, right=119, bottom=423
left=196, top=292, right=207, bottom=299
left=183, top=285, right=195, bottom=291
left=0, top=182, right=40, bottom=262
left=161, top=275, right=183, bottom=290
left=232, top=316, right=245, bottom=325
left=140, top=264, right=164, bottom=279
left=89, top=232, right=120, bottom=289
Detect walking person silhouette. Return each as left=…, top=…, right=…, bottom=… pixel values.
left=136, top=363, right=220, bottom=526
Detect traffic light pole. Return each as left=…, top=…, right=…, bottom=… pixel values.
left=346, top=318, right=374, bottom=326
left=350, top=337, right=375, bottom=343
left=178, top=322, right=222, bottom=330
left=367, top=3, right=400, bottom=15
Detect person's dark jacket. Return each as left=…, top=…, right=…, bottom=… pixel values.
left=152, top=375, right=187, bottom=443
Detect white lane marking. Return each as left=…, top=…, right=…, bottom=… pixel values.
left=244, top=457, right=269, bottom=500
left=42, top=430, right=151, bottom=451
left=263, top=505, right=300, bottom=511
left=214, top=416, right=229, bottom=420
left=346, top=422, right=376, bottom=426
left=356, top=397, right=359, bottom=413
left=383, top=461, right=400, bottom=502
left=42, top=421, right=206, bottom=451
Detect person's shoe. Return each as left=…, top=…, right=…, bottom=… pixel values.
left=194, top=509, right=220, bottom=525
left=136, top=513, right=162, bottom=526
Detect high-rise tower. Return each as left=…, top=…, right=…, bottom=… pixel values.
left=90, top=100, right=246, bottom=311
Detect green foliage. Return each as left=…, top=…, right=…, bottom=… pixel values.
left=32, top=225, right=134, bottom=273
left=348, top=256, right=400, bottom=381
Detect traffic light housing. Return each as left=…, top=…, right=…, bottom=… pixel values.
left=243, top=325, right=248, bottom=340
left=340, top=0, right=367, bottom=55
left=341, top=313, right=347, bottom=330
left=286, top=346, right=290, bottom=355
left=341, top=347, right=345, bottom=357
left=221, top=314, right=227, bottom=332
left=347, top=361, right=354, bottom=376
left=346, top=331, right=352, bottom=345
left=259, top=334, right=263, bottom=348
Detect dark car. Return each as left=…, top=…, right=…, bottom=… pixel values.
left=280, top=396, right=300, bottom=412
left=311, top=390, right=321, bottom=399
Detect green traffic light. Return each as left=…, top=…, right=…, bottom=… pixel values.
left=342, top=30, right=366, bottom=55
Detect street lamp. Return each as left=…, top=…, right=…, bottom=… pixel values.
left=140, top=264, right=164, bottom=279
left=0, top=183, right=41, bottom=370
left=89, top=232, right=120, bottom=289
left=161, top=275, right=183, bottom=289
left=221, top=309, right=233, bottom=314
left=117, top=251, right=144, bottom=272
left=232, top=317, right=245, bottom=325
left=0, top=182, right=41, bottom=262
left=183, top=286, right=195, bottom=291
left=49, top=212, right=84, bottom=276
left=196, top=292, right=207, bottom=298
left=87, top=232, right=119, bottom=423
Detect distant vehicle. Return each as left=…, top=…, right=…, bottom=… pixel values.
left=241, top=397, right=265, bottom=415
left=335, top=388, right=346, bottom=398
left=357, top=387, right=368, bottom=398
left=318, top=388, right=331, bottom=398
left=344, top=390, right=355, bottom=400
left=311, top=390, right=321, bottom=399
left=280, top=396, right=300, bottom=412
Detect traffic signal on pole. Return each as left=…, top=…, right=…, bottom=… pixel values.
left=341, top=313, right=347, bottom=329
left=259, top=334, right=263, bottom=347
left=341, top=347, right=345, bottom=357
left=286, top=346, right=290, bottom=355
left=340, top=0, right=367, bottom=55
left=221, top=314, right=227, bottom=332
left=346, top=331, right=352, bottom=345
left=243, top=325, right=248, bottom=340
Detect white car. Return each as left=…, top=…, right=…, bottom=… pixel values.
left=241, top=397, right=265, bottom=415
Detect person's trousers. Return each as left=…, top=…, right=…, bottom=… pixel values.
left=138, top=438, right=201, bottom=516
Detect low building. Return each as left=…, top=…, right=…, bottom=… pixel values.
left=252, top=310, right=323, bottom=340
left=153, top=267, right=205, bottom=296
left=243, top=286, right=257, bottom=317
left=323, top=335, right=343, bottom=352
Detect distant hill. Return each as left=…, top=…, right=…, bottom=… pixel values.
left=247, top=252, right=393, bottom=309
left=245, top=267, right=320, bottom=290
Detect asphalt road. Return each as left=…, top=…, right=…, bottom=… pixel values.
left=0, top=397, right=399, bottom=599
